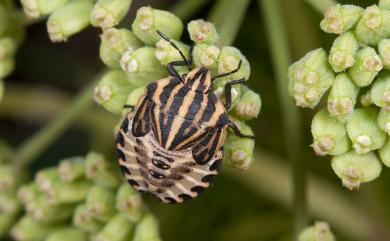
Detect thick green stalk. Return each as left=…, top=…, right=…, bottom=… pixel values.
left=305, top=0, right=337, bottom=14
left=259, top=0, right=305, bottom=239
left=171, top=0, right=210, bottom=21
left=208, top=0, right=251, bottom=47
left=14, top=73, right=103, bottom=169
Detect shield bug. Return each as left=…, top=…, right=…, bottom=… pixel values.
left=116, top=30, right=254, bottom=204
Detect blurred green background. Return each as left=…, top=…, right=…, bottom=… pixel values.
left=1, top=0, right=390, bottom=241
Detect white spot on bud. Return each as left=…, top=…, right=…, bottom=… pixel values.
left=342, top=166, right=362, bottom=190
left=200, top=46, right=220, bottom=66
left=92, top=8, right=114, bottom=28
left=312, top=136, right=335, bottom=156
left=47, top=21, right=66, bottom=42
left=23, top=0, right=40, bottom=18
left=354, top=135, right=372, bottom=154
left=93, top=85, right=112, bottom=104
left=120, top=49, right=138, bottom=73
left=363, top=56, right=383, bottom=72
left=218, top=56, right=239, bottom=75
left=305, top=72, right=318, bottom=84
left=137, top=7, right=153, bottom=30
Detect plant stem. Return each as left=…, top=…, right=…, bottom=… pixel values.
left=13, top=74, right=102, bottom=169
left=208, top=0, right=251, bottom=46
left=258, top=0, right=305, bottom=239
left=305, top=0, right=337, bottom=14
left=171, top=0, right=210, bottom=21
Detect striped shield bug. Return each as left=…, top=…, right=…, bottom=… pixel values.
left=116, top=30, right=254, bottom=204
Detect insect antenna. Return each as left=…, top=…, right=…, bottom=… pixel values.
left=156, top=30, right=191, bottom=70
left=211, top=60, right=242, bottom=81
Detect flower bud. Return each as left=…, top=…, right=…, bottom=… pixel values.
left=298, top=222, right=335, bottom=241
left=349, top=47, right=383, bottom=87
left=125, top=87, right=145, bottom=108
left=377, top=108, right=390, bottom=136
left=155, top=39, right=190, bottom=66
left=85, top=152, right=120, bottom=188
left=380, top=0, right=390, bottom=11
left=35, top=167, right=60, bottom=193
left=0, top=192, right=20, bottom=214
left=20, top=0, right=70, bottom=18
left=192, top=44, right=220, bottom=74
left=132, top=6, right=183, bottom=46
left=94, top=70, right=136, bottom=114
left=217, top=46, right=250, bottom=80
left=0, top=165, right=18, bottom=192
left=94, top=213, right=134, bottom=241
left=371, top=72, right=390, bottom=110
left=99, top=28, right=143, bottom=69
left=331, top=151, right=382, bottom=189
left=46, top=227, right=87, bottom=241
left=327, top=73, right=359, bottom=120
left=11, top=215, right=55, bottom=241
left=85, top=186, right=116, bottom=222
left=378, top=39, right=390, bottom=71
left=0, top=212, right=18, bottom=237
left=47, top=0, right=93, bottom=42
left=355, top=5, right=390, bottom=46
left=224, top=121, right=254, bottom=170
left=44, top=180, right=90, bottom=205
left=133, top=213, right=161, bottom=241
left=311, top=109, right=350, bottom=156
left=25, top=196, right=74, bottom=223
left=288, top=48, right=335, bottom=108
left=233, top=86, right=261, bottom=120
left=320, top=4, right=363, bottom=34
left=17, top=183, right=39, bottom=204
left=0, top=37, right=17, bottom=59
left=90, top=0, right=132, bottom=29
left=379, top=138, right=390, bottom=167
left=346, top=107, right=386, bottom=154
left=360, top=90, right=373, bottom=107
left=115, top=184, right=142, bottom=222
left=328, top=32, right=359, bottom=72
left=0, top=57, right=14, bottom=78
left=58, top=156, right=86, bottom=182
left=120, top=47, right=167, bottom=82
left=73, top=204, right=103, bottom=233
left=187, top=19, right=219, bottom=44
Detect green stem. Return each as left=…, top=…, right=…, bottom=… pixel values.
left=258, top=0, right=305, bottom=239
left=305, top=0, right=337, bottom=14
left=14, top=74, right=103, bottom=169
left=209, top=0, right=251, bottom=46
left=171, top=0, right=210, bottom=21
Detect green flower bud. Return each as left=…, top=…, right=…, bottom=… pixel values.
left=328, top=31, right=359, bottom=72
left=0, top=37, right=17, bottom=59
left=25, top=196, right=74, bottom=223
left=47, top=0, right=93, bottom=42
left=0, top=57, right=14, bottom=78
left=360, top=90, right=373, bottom=107
left=85, top=152, right=120, bottom=188
left=349, top=47, right=383, bottom=87
left=155, top=39, right=189, bottom=66
left=99, top=28, right=143, bottom=69
left=133, top=213, right=161, bottom=241
left=288, top=48, right=335, bottom=108
left=0, top=212, right=18, bottom=237
left=116, top=184, right=142, bottom=222
left=223, top=121, right=254, bottom=170
left=120, top=47, right=167, bottom=82
left=354, top=5, right=390, bottom=46
left=93, top=70, right=136, bottom=115
left=331, top=151, right=382, bottom=189
left=58, top=156, right=86, bottom=182
left=347, top=107, right=386, bottom=154
left=94, top=213, right=134, bottom=241
left=11, top=215, right=55, bottom=241
left=192, top=44, right=220, bottom=73
left=85, top=186, right=116, bottom=222
left=125, top=87, right=145, bottom=107
left=380, top=0, right=390, bottom=11
left=20, top=0, right=70, bottom=18
left=43, top=180, right=90, bottom=204
left=233, top=86, right=261, bottom=120
left=311, top=109, right=350, bottom=156
left=73, top=204, right=103, bottom=233
left=0, top=191, right=20, bottom=214
left=17, top=183, right=40, bottom=204
left=46, top=227, right=87, bottom=241
left=298, top=222, right=336, bottom=241
left=379, top=139, right=390, bottom=167
left=35, top=167, right=60, bottom=193
left=0, top=165, right=19, bottom=192
left=377, top=108, right=390, bottom=135
left=187, top=19, right=219, bottom=44
left=378, top=39, right=390, bottom=71
left=132, top=6, right=183, bottom=46
left=327, top=73, right=359, bottom=120
left=217, top=46, right=250, bottom=80
left=320, top=4, right=363, bottom=34
left=371, top=72, right=390, bottom=110
left=90, top=0, right=132, bottom=29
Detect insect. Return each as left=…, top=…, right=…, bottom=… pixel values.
left=116, top=30, right=254, bottom=204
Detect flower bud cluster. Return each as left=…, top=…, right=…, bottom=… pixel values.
left=0, top=152, right=162, bottom=241
left=93, top=6, right=261, bottom=170
left=289, top=1, right=390, bottom=189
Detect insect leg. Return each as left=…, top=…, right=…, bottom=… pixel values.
left=156, top=30, right=191, bottom=70
left=224, top=78, right=245, bottom=110
left=188, top=45, right=194, bottom=65
left=167, top=60, right=189, bottom=79
left=123, top=104, right=135, bottom=110
left=212, top=60, right=242, bottom=80
left=228, top=121, right=255, bottom=139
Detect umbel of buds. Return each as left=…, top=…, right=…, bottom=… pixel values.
left=289, top=2, right=390, bottom=189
